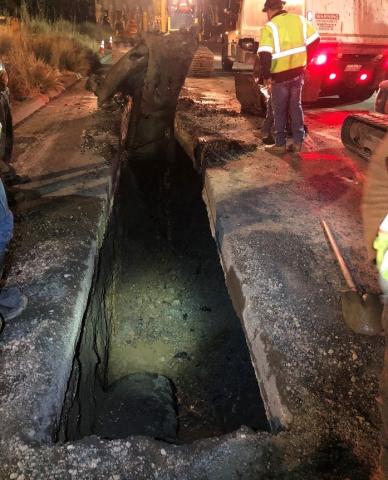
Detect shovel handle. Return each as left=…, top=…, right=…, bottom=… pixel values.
left=321, top=219, right=357, bottom=292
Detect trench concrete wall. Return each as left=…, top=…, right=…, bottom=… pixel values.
left=57, top=210, right=116, bottom=442
left=0, top=85, right=120, bottom=445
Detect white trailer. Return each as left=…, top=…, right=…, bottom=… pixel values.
left=223, top=0, right=388, bottom=102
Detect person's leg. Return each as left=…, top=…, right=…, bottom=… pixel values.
left=289, top=75, right=305, bottom=148
left=261, top=94, right=274, bottom=139
left=0, top=178, right=13, bottom=273
left=0, top=178, right=27, bottom=324
left=271, top=80, right=289, bottom=147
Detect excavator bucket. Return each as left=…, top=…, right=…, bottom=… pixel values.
left=234, top=72, right=266, bottom=116
left=91, top=38, right=149, bottom=105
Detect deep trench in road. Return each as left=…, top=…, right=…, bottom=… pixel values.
left=58, top=142, right=268, bottom=444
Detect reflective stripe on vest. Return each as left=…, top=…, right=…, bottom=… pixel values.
left=300, top=15, right=307, bottom=42
left=381, top=214, right=388, bottom=232
left=306, top=31, right=320, bottom=45
left=272, top=45, right=306, bottom=60
left=267, top=21, right=280, bottom=53
left=258, top=45, right=274, bottom=54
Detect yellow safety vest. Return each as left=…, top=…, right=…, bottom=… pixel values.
left=258, top=13, right=319, bottom=74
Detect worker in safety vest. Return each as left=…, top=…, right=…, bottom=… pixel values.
left=0, top=62, right=27, bottom=334
left=258, top=0, right=319, bottom=154
left=176, top=0, right=193, bottom=14
left=362, top=135, right=388, bottom=479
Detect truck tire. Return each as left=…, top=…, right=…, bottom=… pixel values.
left=340, top=88, right=375, bottom=104
left=221, top=38, right=234, bottom=72
left=0, top=93, right=13, bottom=163
left=221, top=55, right=234, bottom=72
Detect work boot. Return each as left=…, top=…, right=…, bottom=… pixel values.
left=0, top=286, right=27, bottom=321
left=262, top=134, right=275, bottom=145
left=265, top=144, right=286, bottom=154
left=287, top=143, right=303, bottom=153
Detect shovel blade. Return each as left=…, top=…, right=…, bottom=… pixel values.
left=341, top=291, right=383, bottom=336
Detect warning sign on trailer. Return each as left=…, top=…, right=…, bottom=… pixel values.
left=315, top=13, right=339, bottom=31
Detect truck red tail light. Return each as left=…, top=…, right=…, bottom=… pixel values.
left=313, top=54, right=327, bottom=65
left=329, top=72, right=337, bottom=80
left=359, top=73, right=368, bottom=81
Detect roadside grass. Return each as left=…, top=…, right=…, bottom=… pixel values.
left=0, top=17, right=101, bottom=101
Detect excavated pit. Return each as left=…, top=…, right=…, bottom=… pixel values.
left=58, top=143, right=268, bottom=444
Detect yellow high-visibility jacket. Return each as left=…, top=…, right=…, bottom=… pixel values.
left=258, top=12, right=319, bottom=74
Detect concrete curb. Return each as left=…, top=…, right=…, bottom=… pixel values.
left=11, top=50, right=112, bottom=127
left=12, top=73, right=83, bottom=127
left=100, top=52, right=113, bottom=64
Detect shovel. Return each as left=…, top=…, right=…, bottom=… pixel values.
left=321, top=219, right=383, bottom=336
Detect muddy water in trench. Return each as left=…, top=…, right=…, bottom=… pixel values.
left=108, top=146, right=267, bottom=442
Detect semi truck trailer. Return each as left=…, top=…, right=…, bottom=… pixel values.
left=223, top=0, right=388, bottom=105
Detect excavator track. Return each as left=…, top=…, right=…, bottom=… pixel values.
left=341, top=113, right=388, bottom=160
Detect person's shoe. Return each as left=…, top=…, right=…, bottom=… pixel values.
left=254, top=130, right=270, bottom=140
left=265, top=144, right=286, bottom=154
left=0, top=286, right=28, bottom=321
left=262, top=135, right=275, bottom=145
left=287, top=143, right=303, bottom=153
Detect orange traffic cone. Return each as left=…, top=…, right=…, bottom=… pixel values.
left=107, top=36, right=113, bottom=50
left=99, top=40, right=105, bottom=56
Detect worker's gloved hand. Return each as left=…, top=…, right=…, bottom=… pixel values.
left=374, top=231, right=388, bottom=280
left=0, top=62, right=8, bottom=92
left=263, top=78, right=272, bottom=92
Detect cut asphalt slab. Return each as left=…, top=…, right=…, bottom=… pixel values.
left=175, top=75, right=384, bottom=475
left=0, top=65, right=384, bottom=479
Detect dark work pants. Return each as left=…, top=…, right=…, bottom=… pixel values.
left=271, top=74, right=305, bottom=147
